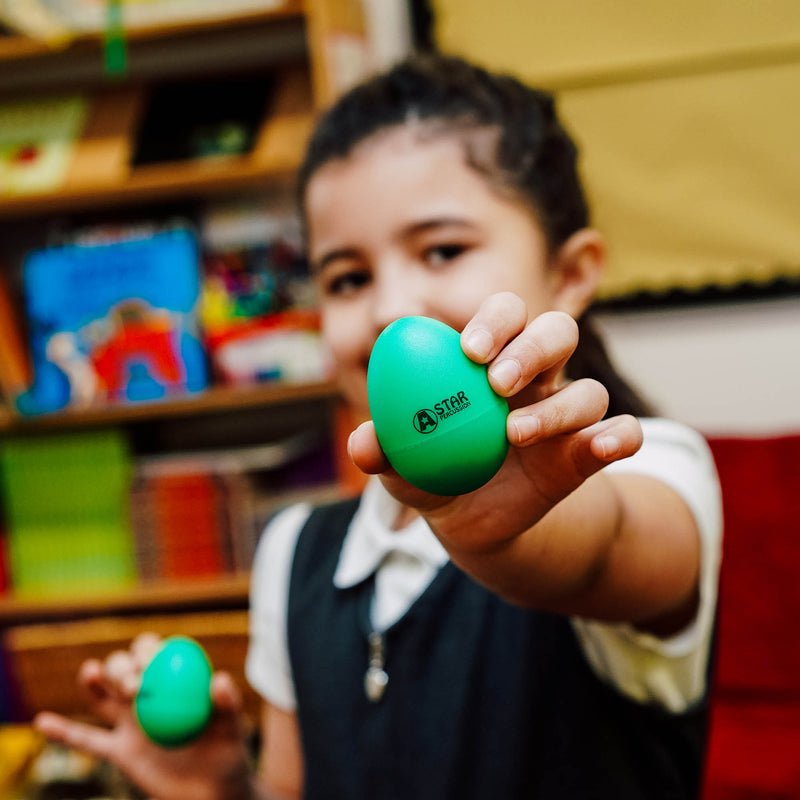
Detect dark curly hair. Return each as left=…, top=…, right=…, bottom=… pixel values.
left=298, top=53, right=653, bottom=418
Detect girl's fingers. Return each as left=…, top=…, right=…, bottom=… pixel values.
left=105, top=649, right=140, bottom=699
left=33, top=712, right=116, bottom=763
left=77, top=635, right=161, bottom=725
left=507, top=378, right=609, bottom=446
left=78, top=659, right=128, bottom=725
left=131, top=632, right=162, bottom=672
left=587, top=414, right=644, bottom=465
left=576, top=415, right=644, bottom=475
left=487, top=311, right=579, bottom=398
left=461, top=292, right=528, bottom=363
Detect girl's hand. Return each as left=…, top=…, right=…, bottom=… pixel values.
left=33, top=633, right=253, bottom=800
left=349, top=293, right=645, bottom=607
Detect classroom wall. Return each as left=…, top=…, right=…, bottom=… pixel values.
left=431, top=0, right=800, bottom=438
left=595, top=297, right=800, bottom=437
left=432, top=0, right=800, bottom=299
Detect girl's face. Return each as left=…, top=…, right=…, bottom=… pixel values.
left=305, top=126, right=561, bottom=417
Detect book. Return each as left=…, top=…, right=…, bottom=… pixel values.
left=0, top=269, right=33, bottom=404
left=0, top=94, right=87, bottom=196
left=130, top=430, right=336, bottom=579
left=199, top=200, right=326, bottom=386
left=18, top=225, right=208, bottom=415
left=0, top=429, right=137, bottom=597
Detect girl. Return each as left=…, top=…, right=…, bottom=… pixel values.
left=35, top=54, right=722, bottom=800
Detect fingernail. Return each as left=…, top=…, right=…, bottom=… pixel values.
left=464, top=328, right=494, bottom=361
left=597, top=435, right=621, bottom=459
left=511, top=414, right=540, bottom=443
left=490, top=359, right=520, bottom=393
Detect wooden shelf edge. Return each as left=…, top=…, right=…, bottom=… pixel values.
left=0, top=0, right=305, bottom=63
left=0, top=379, right=340, bottom=433
left=0, top=574, right=251, bottom=627
left=0, top=110, right=315, bottom=219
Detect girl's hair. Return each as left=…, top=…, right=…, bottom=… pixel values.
left=298, top=53, right=653, bottom=418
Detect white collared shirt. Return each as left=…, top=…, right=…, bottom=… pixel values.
left=246, top=418, right=723, bottom=714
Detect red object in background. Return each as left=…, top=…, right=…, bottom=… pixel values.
left=12, top=144, right=40, bottom=165
left=92, top=318, right=184, bottom=398
left=150, top=473, right=227, bottom=579
left=702, top=435, right=800, bottom=798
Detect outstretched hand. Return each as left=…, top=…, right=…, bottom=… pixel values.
left=33, top=633, right=253, bottom=800
left=350, top=294, right=643, bottom=580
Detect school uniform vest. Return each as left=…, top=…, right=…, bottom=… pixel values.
left=287, top=499, right=709, bottom=800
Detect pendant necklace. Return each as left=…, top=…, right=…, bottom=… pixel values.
left=364, top=630, right=389, bottom=702
left=359, top=578, right=388, bottom=702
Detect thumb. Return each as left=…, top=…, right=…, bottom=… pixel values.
left=206, top=671, right=248, bottom=741
left=210, top=671, right=242, bottom=714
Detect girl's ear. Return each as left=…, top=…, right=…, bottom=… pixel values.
left=549, top=228, right=607, bottom=318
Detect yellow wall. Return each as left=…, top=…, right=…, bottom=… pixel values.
left=433, top=0, right=800, bottom=298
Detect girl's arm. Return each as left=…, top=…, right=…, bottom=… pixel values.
left=349, top=296, right=702, bottom=635
left=254, top=702, right=304, bottom=800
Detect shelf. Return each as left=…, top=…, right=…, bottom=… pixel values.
left=0, top=378, right=339, bottom=433
left=0, top=477, right=350, bottom=629
left=0, top=63, right=315, bottom=219
left=0, top=4, right=370, bottom=722
left=0, top=115, right=315, bottom=219
left=0, top=574, right=250, bottom=626
left=0, top=1, right=305, bottom=63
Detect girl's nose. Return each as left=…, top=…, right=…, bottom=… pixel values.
left=372, top=266, right=424, bottom=333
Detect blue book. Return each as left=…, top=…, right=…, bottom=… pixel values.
left=18, top=227, right=208, bottom=414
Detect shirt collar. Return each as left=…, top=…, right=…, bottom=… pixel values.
left=333, top=478, right=449, bottom=589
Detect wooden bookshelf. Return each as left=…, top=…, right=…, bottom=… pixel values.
left=0, top=62, right=315, bottom=219
left=0, top=379, right=339, bottom=433
left=0, top=0, right=373, bottom=727
left=0, top=574, right=250, bottom=626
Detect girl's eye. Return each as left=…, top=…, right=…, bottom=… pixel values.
left=322, top=268, right=371, bottom=297
left=424, top=243, right=467, bottom=267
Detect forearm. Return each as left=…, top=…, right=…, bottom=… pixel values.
left=431, top=471, right=700, bottom=626
left=250, top=784, right=295, bottom=800
left=433, top=470, right=622, bottom=612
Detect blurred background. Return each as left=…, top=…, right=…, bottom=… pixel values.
left=0, top=1, right=797, bottom=797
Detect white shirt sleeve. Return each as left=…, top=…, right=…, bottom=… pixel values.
left=244, top=502, right=312, bottom=712
left=570, top=418, right=723, bottom=713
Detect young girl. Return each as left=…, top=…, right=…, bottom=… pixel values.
left=35, top=54, right=722, bottom=800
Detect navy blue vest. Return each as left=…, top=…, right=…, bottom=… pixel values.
left=287, top=499, right=708, bottom=799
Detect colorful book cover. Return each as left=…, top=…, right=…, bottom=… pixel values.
left=0, top=94, right=87, bottom=196
left=18, top=226, right=208, bottom=415
left=199, top=203, right=325, bottom=386
left=0, top=429, right=136, bottom=597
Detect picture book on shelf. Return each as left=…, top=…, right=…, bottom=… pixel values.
left=0, top=94, right=87, bottom=196
left=18, top=225, right=208, bottom=415
left=0, top=429, right=136, bottom=597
